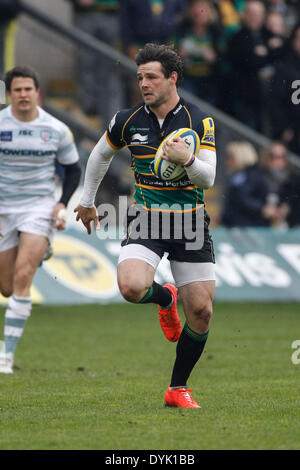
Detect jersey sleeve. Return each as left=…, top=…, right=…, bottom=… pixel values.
left=56, top=124, right=80, bottom=165
left=196, top=117, right=216, bottom=153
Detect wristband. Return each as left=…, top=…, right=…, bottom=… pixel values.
left=184, top=153, right=195, bottom=167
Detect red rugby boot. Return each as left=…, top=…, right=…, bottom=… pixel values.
left=158, top=284, right=181, bottom=342
left=164, top=385, right=201, bottom=408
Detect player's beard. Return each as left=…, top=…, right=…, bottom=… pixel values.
left=146, top=85, right=171, bottom=109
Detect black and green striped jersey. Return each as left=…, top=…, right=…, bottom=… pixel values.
left=106, top=98, right=216, bottom=212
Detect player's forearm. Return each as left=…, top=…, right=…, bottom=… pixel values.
left=59, top=161, right=82, bottom=206
left=79, top=134, right=115, bottom=208
left=185, top=149, right=216, bottom=189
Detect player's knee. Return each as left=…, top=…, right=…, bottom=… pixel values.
left=191, top=305, right=213, bottom=330
left=118, top=280, right=145, bottom=303
left=13, top=265, right=33, bottom=291
left=0, top=286, right=13, bottom=298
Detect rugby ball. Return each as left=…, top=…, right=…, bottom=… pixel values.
left=153, top=128, right=200, bottom=181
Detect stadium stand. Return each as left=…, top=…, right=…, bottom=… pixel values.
left=1, top=0, right=300, bottom=228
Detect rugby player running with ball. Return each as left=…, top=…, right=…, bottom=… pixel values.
left=75, top=43, right=216, bottom=408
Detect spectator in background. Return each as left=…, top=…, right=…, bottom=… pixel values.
left=280, top=169, right=300, bottom=227
left=221, top=140, right=289, bottom=227
left=221, top=141, right=266, bottom=227
left=259, top=141, right=291, bottom=227
left=120, top=0, right=187, bottom=105
left=68, top=0, right=124, bottom=129
left=269, top=23, right=300, bottom=157
left=227, top=0, right=284, bottom=132
left=259, top=141, right=290, bottom=197
left=120, top=0, right=187, bottom=60
left=264, top=0, right=300, bottom=32
left=260, top=9, right=287, bottom=134
left=212, top=0, right=246, bottom=113
left=265, top=10, right=288, bottom=37
left=175, top=0, right=220, bottom=105
left=0, top=0, right=20, bottom=79
left=213, top=0, right=245, bottom=35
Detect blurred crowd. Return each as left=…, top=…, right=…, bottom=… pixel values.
left=65, top=0, right=300, bottom=229
left=221, top=140, right=300, bottom=228
left=67, top=0, right=300, bottom=151
left=1, top=0, right=300, bottom=229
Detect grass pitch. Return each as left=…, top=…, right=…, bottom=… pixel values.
left=0, top=301, right=299, bottom=450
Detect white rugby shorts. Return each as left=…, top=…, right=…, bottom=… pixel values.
left=0, top=202, right=56, bottom=252
left=118, top=243, right=215, bottom=287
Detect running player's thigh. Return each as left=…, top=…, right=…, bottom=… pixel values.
left=0, top=246, right=18, bottom=295
left=117, top=243, right=161, bottom=290
left=117, top=258, right=155, bottom=291
left=15, top=232, right=49, bottom=274
left=179, top=280, right=215, bottom=316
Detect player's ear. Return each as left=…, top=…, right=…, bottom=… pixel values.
left=36, top=88, right=42, bottom=105
left=169, top=71, right=178, bottom=86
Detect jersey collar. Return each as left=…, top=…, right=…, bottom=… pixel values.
left=7, top=104, right=43, bottom=125
left=144, top=98, right=184, bottom=118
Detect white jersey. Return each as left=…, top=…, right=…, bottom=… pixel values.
left=0, top=105, right=79, bottom=214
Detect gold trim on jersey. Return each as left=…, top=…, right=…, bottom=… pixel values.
left=106, top=131, right=121, bottom=150
left=121, top=106, right=144, bottom=144
left=132, top=153, right=155, bottom=159
left=183, top=106, right=192, bottom=128
left=200, top=143, right=216, bottom=151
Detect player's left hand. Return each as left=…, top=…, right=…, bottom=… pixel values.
left=53, top=202, right=67, bottom=230
left=162, top=137, right=191, bottom=165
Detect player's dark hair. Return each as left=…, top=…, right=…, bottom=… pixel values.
left=135, top=43, right=183, bottom=87
left=5, top=66, right=40, bottom=91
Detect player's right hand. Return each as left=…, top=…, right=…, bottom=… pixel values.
left=74, top=204, right=100, bottom=235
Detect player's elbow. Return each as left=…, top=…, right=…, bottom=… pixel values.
left=202, top=175, right=215, bottom=189
left=196, top=171, right=215, bottom=189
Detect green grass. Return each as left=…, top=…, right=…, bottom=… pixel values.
left=0, top=301, right=299, bottom=450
